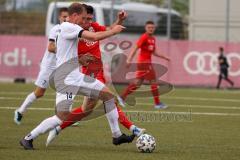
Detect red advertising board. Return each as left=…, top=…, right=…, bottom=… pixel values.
left=0, top=35, right=239, bottom=87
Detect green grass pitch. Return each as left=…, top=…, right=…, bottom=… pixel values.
left=0, top=83, right=239, bottom=160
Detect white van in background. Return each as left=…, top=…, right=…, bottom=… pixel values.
left=46, top=1, right=184, bottom=39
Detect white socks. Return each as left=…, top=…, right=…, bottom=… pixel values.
left=129, top=125, right=136, bottom=133
left=25, top=115, right=62, bottom=140
left=104, top=98, right=122, bottom=138
left=18, top=92, right=37, bottom=114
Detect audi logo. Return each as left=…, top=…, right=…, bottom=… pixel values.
left=183, top=51, right=240, bottom=76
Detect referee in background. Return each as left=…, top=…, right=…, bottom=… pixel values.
left=216, top=47, right=234, bottom=89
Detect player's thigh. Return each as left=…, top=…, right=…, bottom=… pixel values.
left=96, top=70, right=106, bottom=83
left=224, top=70, right=229, bottom=78
left=145, top=64, right=157, bottom=81
left=55, top=92, right=74, bottom=121
left=74, top=73, right=106, bottom=99
left=220, top=69, right=228, bottom=79
left=56, top=91, right=76, bottom=113
left=35, top=67, right=53, bottom=89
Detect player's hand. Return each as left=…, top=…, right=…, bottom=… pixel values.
left=78, top=53, right=95, bottom=66
left=118, top=10, right=127, bottom=21
left=112, top=25, right=126, bottom=35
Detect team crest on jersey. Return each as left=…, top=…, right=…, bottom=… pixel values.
left=148, top=39, right=155, bottom=44
left=80, top=26, right=97, bottom=46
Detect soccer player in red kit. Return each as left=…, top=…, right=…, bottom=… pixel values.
left=117, top=21, right=170, bottom=109
left=46, top=5, right=145, bottom=146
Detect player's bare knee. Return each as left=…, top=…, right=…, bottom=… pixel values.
left=82, top=103, right=94, bottom=115
left=36, top=93, right=44, bottom=98
left=135, top=79, right=143, bottom=88
left=56, top=99, right=73, bottom=120
left=34, top=88, right=46, bottom=98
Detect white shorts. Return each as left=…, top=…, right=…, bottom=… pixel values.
left=35, top=67, right=55, bottom=89
left=55, top=68, right=105, bottom=112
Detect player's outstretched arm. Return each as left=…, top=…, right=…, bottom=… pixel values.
left=81, top=25, right=125, bottom=41
left=107, top=10, right=127, bottom=30
left=153, top=52, right=170, bottom=61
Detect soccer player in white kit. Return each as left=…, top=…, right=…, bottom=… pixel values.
left=14, top=8, right=69, bottom=125
left=20, top=3, right=134, bottom=150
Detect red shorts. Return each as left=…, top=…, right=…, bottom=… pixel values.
left=82, top=66, right=106, bottom=84
left=136, top=63, right=156, bottom=80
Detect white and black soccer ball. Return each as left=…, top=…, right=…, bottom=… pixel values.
left=136, top=134, right=156, bottom=153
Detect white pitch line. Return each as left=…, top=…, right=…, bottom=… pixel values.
left=0, top=92, right=56, bottom=96
left=126, top=110, right=240, bottom=116
left=136, top=103, right=240, bottom=110
left=0, top=90, right=240, bottom=102
left=1, top=106, right=240, bottom=117
left=0, top=96, right=55, bottom=102
left=0, top=106, right=54, bottom=111
left=0, top=97, right=82, bottom=102
left=1, top=91, right=240, bottom=103
left=186, top=89, right=240, bottom=94
left=136, top=96, right=240, bottom=103
left=1, top=96, right=240, bottom=110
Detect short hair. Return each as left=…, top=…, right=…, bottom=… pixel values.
left=68, top=3, right=85, bottom=15
left=219, top=47, right=224, bottom=52
left=145, top=21, right=155, bottom=25
left=82, top=4, right=94, bottom=14
left=59, top=7, right=68, bottom=14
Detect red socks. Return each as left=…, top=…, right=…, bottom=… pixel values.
left=60, top=105, right=134, bottom=130
left=151, top=84, right=160, bottom=105
left=60, top=107, right=85, bottom=129
left=122, top=83, right=160, bottom=105
left=117, top=106, right=133, bottom=129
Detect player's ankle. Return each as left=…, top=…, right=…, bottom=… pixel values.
left=129, top=125, right=136, bottom=132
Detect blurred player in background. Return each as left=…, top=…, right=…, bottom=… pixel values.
left=14, top=7, right=69, bottom=125
left=46, top=4, right=145, bottom=146
left=117, top=21, right=170, bottom=109
left=216, top=47, right=234, bottom=89
left=20, top=3, right=134, bottom=150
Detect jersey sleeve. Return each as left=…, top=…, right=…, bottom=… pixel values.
left=91, top=22, right=107, bottom=32
left=48, top=25, right=60, bottom=41
left=137, top=34, right=147, bottom=48
left=61, top=22, right=84, bottom=40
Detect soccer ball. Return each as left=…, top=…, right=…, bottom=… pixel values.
left=136, top=134, right=156, bottom=153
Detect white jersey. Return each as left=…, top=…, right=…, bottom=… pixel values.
left=56, top=22, right=83, bottom=67
left=40, top=24, right=61, bottom=69
left=54, top=22, right=105, bottom=110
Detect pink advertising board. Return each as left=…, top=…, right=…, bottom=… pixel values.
left=0, top=35, right=239, bottom=87
left=0, top=35, right=46, bottom=79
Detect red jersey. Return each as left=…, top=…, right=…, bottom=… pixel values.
left=78, top=22, right=106, bottom=70
left=136, top=33, right=156, bottom=63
